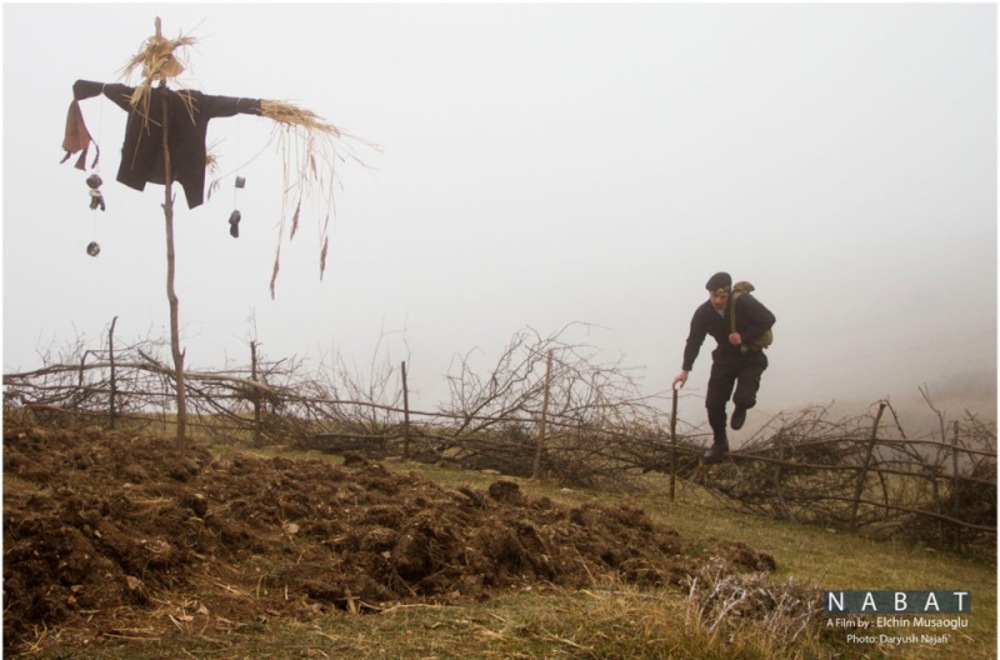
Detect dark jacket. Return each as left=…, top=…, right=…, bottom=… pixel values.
left=681, top=294, right=776, bottom=371
left=71, top=80, right=263, bottom=209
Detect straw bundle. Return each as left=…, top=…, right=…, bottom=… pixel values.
left=120, top=18, right=197, bottom=123
left=261, top=101, right=343, bottom=137
left=122, top=32, right=193, bottom=83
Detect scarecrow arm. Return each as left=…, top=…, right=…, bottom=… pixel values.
left=73, top=80, right=263, bottom=118
left=196, top=92, right=264, bottom=119
left=73, top=80, right=135, bottom=113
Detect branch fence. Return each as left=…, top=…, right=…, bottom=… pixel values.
left=3, top=327, right=994, bottom=556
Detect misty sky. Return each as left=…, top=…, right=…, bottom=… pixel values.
left=2, top=3, right=997, bottom=433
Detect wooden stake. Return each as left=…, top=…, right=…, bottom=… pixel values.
left=108, top=315, right=118, bottom=429
left=532, top=349, right=554, bottom=480
left=850, top=401, right=887, bottom=530
left=401, top=361, right=411, bottom=459
left=251, top=340, right=262, bottom=446
left=670, top=385, right=678, bottom=502
left=952, top=420, right=963, bottom=552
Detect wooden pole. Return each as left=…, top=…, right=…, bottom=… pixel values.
left=952, top=420, right=963, bottom=552
left=251, top=340, right=262, bottom=446
left=160, top=57, right=187, bottom=443
left=401, top=361, right=411, bottom=459
left=532, top=349, right=554, bottom=479
left=669, top=385, right=678, bottom=502
left=850, top=401, right=887, bottom=530
left=108, top=316, right=118, bottom=429
left=78, top=352, right=88, bottom=389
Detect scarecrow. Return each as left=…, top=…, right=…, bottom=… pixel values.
left=61, top=18, right=373, bottom=290
left=60, top=18, right=375, bottom=440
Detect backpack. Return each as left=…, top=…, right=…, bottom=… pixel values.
left=729, top=281, right=773, bottom=352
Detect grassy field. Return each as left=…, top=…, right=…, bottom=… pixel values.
left=26, top=443, right=997, bottom=659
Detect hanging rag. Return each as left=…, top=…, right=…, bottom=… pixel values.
left=60, top=99, right=100, bottom=170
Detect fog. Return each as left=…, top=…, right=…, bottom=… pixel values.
left=3, top=3, right=996, bottom=437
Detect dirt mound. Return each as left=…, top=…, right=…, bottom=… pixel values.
left=3, top=420, right=776, bottom=654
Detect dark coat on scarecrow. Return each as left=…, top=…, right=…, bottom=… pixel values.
left=64, top=80, right=263, bottom=209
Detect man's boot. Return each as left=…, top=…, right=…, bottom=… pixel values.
left=703, top=436, right=729, bottom=464
left=731, top=406, right=747, bottom=430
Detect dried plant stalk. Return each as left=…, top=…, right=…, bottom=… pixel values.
left=269, top=246, right=282, bottom=300
left=261, top=99, right=379, bottom=297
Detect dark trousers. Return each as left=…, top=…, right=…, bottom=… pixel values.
left=706, top=351, right=768, bottom=442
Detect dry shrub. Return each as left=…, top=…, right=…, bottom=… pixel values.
left=686, top=557, right=825, bottom=650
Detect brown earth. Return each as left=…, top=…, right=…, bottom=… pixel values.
left=2, top=419, right=776, bottom=655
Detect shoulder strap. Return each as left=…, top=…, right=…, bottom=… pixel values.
left=729, top=281, right=755, bottom=343
left=729, top=292, right=738, bottom=335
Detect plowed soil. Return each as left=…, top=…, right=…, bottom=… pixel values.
left=3, top=420, right=776, bottom=655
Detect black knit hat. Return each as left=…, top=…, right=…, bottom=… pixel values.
left=705, top=271, right=732, bottom=292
